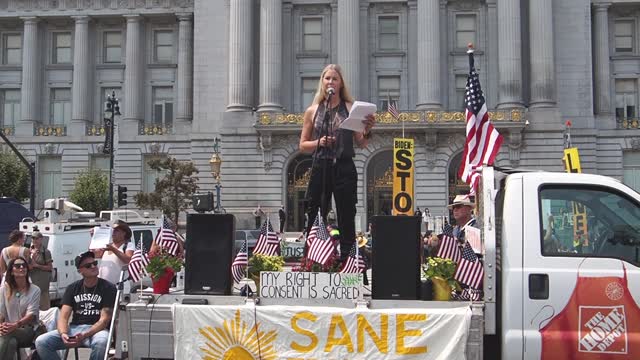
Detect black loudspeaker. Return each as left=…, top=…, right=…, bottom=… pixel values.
left=371, top=215, right=421, bottom=300
left=185, top=213, right=235, bottom=295
left=192, top=192, right=214, bottom=212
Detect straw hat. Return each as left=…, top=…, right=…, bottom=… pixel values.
left=356, top=231, right=368, bottom=247
left=447, top=194, right=475, bottom=209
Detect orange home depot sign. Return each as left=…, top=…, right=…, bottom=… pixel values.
left=393, top=138, right=415, bottom=215
left=173, top=304, right=471, bottom=359
left=563, top=147, right=589, bottom=247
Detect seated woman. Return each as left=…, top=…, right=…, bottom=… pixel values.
left=0, top=257, right=41, bottom=358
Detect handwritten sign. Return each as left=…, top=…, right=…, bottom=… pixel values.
left=260, top=271, right=363, bottom=300
left=281, top=242, right=305, bottom=263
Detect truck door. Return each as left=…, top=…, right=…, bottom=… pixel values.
left=522, top=181, right=640, bottom=359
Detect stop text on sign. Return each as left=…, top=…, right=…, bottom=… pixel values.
left=393, top=138, right=414, bottom=215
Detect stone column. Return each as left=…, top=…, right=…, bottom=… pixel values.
left=123, top=15, right=144, bottom=130
left=593, top=3, right=612, bottom=114
left=529, top=0, right=556, bottom=107
left=175, top=13, right=194, bottom=132
left=258, top=0, right=283, bottom=112
left=337, top=0, right=360, bottom=99
left=18, top=17, right=40, bottom=136
left=70, top=16, right=92, bottom=136
left=497, top=0, right=523, bottom=108
left=416, top=0, right=441, bottom=110
left=227, top=0, right=253, bottom=111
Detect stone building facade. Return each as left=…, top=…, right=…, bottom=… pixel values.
left=1, top=0, right=639, bottom=231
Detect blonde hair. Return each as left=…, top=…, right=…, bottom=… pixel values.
left=312, top=64, right=354, bottom=105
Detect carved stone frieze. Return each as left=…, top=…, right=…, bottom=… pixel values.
left=7, top=0, right=192, bottom=11
left=424, top=131, right=438, bottom=169
left=507, top=129, right=523, bottom=167
left=259, top=132, right=273, bottom=171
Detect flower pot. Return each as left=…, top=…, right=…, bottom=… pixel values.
left=152, top=269, right=175, bottom=294
left=431, top=276, right=452, bottom=301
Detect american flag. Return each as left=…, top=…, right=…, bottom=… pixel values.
left=387, top=94, right=399, bottom=120
left=128, top=242, right=149, bottom=283
left=253, top=218, right=280, bottom=256
left=436, top=223, right=461, bottom=263
left=155, top=216, right=180, bottom=256
left=453, top=288, right=483, bottom=301
left=306, top=212, right=335, bottom=265
left=465, top=226, right=482, bottom=254
left=231, top=240, right=248, bottom=283
left=340, top=244, right=365, bottom=274
left=454, top=242, right=484, bottom=289
left=458, top=48, right=503, bottom=194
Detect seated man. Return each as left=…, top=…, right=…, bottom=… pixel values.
left=35, top=251, right=117, bottom=360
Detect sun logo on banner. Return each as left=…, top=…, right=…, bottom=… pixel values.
left=199, top=309, right=278, bottom=359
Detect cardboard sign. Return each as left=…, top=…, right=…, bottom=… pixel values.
left=393, top=138, right=414, bottom=215
left=260, top=271, right=363, bottom=300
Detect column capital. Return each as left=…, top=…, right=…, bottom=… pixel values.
left=592, top=2, right=612, bottom=11
left=124, top=14, right=143, bottom=23
left=20, top=16, right=40, bottom=24
left=176, top=12, right=193, bottom=22
left=71, top=15, right=91, bottom=24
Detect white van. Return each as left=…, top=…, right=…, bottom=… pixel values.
left=19, top=210, right=159, bottom=303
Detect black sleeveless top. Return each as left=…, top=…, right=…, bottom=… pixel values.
left=312, top=100, right=354, bottom=160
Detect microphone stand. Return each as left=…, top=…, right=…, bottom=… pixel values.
left=305, top=90, right=335, bottom=229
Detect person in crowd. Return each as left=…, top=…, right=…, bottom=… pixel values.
left=253, top=205, right=265, bottom=229
left=35, top=251, right=116, bottom=360
left=278, top=205, right=287, bottom=234
left=0, top=230, right=31, bottom=280
left=95, top=221, right=135, bottom=285
left=29, top=230, right=53, bottom=310
left=415, top=207, right=422, bottom=218
left=0, top=257, right=41, bottom=358
left=448, top=194, right=477, bottom=243
left=422, top=208, right=431, bottom=231
left=299, top=63, right=376, bottom=262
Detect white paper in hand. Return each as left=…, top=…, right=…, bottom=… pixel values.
left=89, top=225, right=112, bottom=250
left=340, top=101, right=377, bottom=132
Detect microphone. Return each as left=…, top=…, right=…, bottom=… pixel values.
left=327, top=87, right=335, bottom=96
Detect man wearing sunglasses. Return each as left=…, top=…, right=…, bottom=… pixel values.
left=448, top=194, right=477, bottom=242
left=35, top=251, right=116, bottom=360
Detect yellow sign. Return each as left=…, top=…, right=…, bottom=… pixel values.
left=393, top=138, right=414, bottom=215
left=563, top=148, right=582, bottom=173
left=563, top=148, right=588, bottom=247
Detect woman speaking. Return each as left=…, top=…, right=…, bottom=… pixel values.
left=299, top=64, right=375, bottom=262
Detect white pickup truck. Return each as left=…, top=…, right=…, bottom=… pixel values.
left=118, top=167, right=640, bottom=359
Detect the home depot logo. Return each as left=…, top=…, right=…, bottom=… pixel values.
left=578, top=306, right=627, bottom=354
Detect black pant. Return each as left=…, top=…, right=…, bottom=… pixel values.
left=255, top=216, right=261, bottom=229
left=279, top=219, right=285, bottom=233
left=305, top=157, right=357, bottom=262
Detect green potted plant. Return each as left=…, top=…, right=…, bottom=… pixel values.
left=423, top=257, right=458, bottom=301
left=146, top=248, right=184, bottom=294
left=248, top=254, right=284, bottom=295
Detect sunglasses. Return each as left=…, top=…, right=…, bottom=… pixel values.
left=12, top=263, right=27, bottom=269
left=80, top=260, right=99, bottom=269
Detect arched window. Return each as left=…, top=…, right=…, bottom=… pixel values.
left=286, top=154, right=312, bottom=232
left=366, top=150, right=393, bottom=225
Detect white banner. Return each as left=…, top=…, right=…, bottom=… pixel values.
left=173, top=303, right=471, bottom=360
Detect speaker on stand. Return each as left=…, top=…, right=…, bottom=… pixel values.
left=371, top=215, right=422, bottom=300
left=185, top=213, right=235, bottom=295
